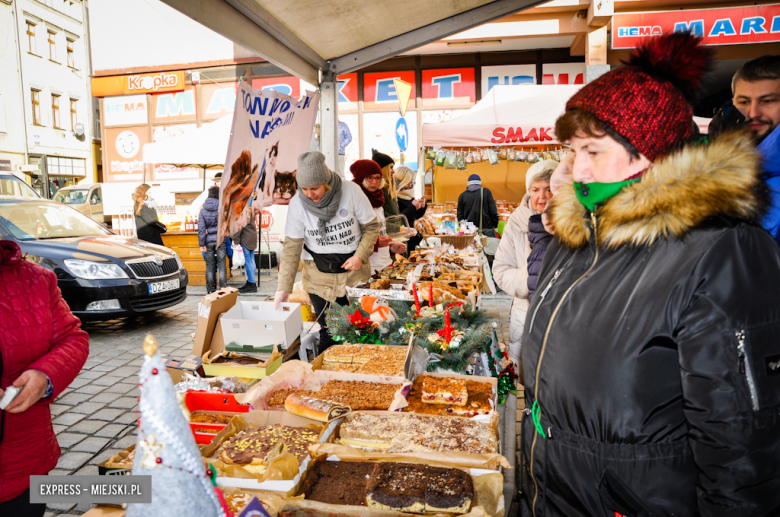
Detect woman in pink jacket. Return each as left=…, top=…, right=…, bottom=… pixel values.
left=0, top=240, right=89, bottom=517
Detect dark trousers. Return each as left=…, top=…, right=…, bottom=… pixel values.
left=204, top=241, right=227, bottom=292
left=309, top=293, right=349, bottom=355
left=0, top=489, right=46, bottom=517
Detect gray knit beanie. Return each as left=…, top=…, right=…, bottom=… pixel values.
left=297, top=152, right=332, bottom=188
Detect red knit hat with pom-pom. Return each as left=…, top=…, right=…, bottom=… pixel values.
left=566, top=32, right=712, bottom=162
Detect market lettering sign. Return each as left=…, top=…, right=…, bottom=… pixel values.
left=363, top=71, right=416, bottom=111
left=491, top=127, right=554, bottom=144
left=152, top=87, right=196, bottom=123
left=421, top=68, right=476, bottom=108
left=542, top=63, right=585, bottom=85
left=127, top=72, right=181, bottom=93
left=337, top=73, right=358, bottom=111
left=613, top=4, right=780, bottom=49
left=481, top=65, right=536, bottom=97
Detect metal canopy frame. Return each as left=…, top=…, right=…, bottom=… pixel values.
left=161, top=0, right=544, bottom=80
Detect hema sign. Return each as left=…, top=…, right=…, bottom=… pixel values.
left=613, top=4, right=780, bottom=49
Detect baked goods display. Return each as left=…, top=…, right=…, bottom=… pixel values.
left=301, top=460, right=474, bottom=514
left=418, top=281, right=467, bottom=305
left=284, top=393, right=351, bottom=422
left=404, top=376, right=493, bottom=418
left=421, top=377, right=468, bottom=406
left=223, top=492, right=255, bottom=514
left=338, top=413, right=498, bottom=454
left=219, top=424, right=320, bottom=472
left=321, top=345, right=407, bottom=377
left=267, top=388, right=315, bottom=407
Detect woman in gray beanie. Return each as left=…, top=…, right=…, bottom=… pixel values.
left=275, top=152, right=380, bottom=353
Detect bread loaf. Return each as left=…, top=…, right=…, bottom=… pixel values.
left=284, top=393, right=351, bottom=422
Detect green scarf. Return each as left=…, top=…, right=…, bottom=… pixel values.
left=574, top=178, right=640, bottom=212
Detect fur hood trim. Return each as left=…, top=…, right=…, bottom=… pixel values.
left=549, top=131, right=768, bottom=249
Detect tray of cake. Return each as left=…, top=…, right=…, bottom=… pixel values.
left=199, top=410, right=341, bottom=495
left=285, top=453, right=505, bottom=517
left=402, top=374, right=498, bottom=422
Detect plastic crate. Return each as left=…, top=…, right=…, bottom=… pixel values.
left=185, top=391, right=251, bottom=444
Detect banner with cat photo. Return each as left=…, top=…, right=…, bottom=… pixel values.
left=218, top=81, right=320, bottom=243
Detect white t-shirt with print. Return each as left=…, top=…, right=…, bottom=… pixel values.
left=285, top=181, right=377, bottom=259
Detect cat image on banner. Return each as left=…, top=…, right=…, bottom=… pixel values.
left=217, top=81, right=319, bottom=243
left=257, top=142, right=298, bottom=205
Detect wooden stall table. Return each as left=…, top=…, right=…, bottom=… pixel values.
left=162, top=232, right=229, bottom=287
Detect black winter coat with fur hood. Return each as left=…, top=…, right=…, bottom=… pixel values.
left=520, top=132, right=780, bottom=517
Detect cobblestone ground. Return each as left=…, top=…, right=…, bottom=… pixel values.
left=42, top=270, right=518, bottom=516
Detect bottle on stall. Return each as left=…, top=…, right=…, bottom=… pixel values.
left=194, top=215, right=198, bottom=232
left=185, top=216, right=191, bottom=232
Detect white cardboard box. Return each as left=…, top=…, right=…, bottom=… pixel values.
left=221, top=301, right=303, bottom=349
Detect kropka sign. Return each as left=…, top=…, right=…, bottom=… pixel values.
left=613, top=4, right=780, bottom=49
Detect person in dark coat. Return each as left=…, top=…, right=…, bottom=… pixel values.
left=198, top=186, right=226, bottom=294
left=526, top=215, right=552, bottom=300
left=132, top=184, right=166, bottom=246
left=521, top=33, right=780, bottom=516
left=457, top=174, right=499, bottom=237
left=0, top=240, right=89, bottom=517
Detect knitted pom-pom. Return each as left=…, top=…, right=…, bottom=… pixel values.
left=626, top=32, right=713, bottom=103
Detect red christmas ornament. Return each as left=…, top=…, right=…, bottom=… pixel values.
left=155, top=457, right=162, bottom=464
left=151, top=368, right=158, bottom=375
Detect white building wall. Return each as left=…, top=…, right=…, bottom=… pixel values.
left=14, top=0, right=93, bottom=189
left=0, top=0, right=28, bottom=176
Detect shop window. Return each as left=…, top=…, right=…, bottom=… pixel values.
left=48, top=31, right=56, bottom=61
left=31, top=89, right=42, bottom=125
left=67, top=39, right=75, bottom=68
left=70, top=98, right=77, bottom=130
left=52, top=94, right=61, bottom=129
left=27, top=22, right=36, bottom=55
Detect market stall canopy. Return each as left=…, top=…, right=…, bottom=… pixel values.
left=422, top=85, right=582, bottom=148
left=142, top=115, right=233, bottom=168
left=161, top=0, right=539, bottom=83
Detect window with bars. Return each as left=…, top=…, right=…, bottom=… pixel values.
left=48, top=31, right=56, bottom=61
left=70, top=99, right=77, bottom=130
left=52, top=94, right=61, bottom=129
left=27, top=22, right=36, bottom=55
left=67, top=39, right=75, bottom=68
left=31, top=89, right=41, bottom=125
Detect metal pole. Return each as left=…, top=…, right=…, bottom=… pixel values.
left=319, top=71, right=340, bottom=176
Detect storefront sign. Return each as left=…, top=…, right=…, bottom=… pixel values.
left=91, top=71, right=185, bottom=97
left=152, top=87, right=197, bottom=123
left=542, top=63, right=585, bottom=85
left=481, top=65, right=536, bottom=97
left=103, top=95, right=149, bottom=127
left=0, top=159, right=11, bottom=171
left=260, top=210, right=273, bottom=229
left=338, top=73, right=358, bottom=111
left=363, top=71, right=416, bottom=110
left=421, top=68, right=476, bottom=107
left=613, top=4, right=780, bottom=49
left=490, top=127, right=554, bottom=144
left=202, top=82, right=238, bottom=121
left=106, top=126, right=149, bottom=181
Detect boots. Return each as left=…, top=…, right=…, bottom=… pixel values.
left=238, top=282, right=257, bottom=294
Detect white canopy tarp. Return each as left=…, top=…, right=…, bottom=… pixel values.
left=142, top=114, right=233, bottom=166
left=422, top=85, right=582, bottom=148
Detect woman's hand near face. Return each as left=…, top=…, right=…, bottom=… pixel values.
left=413, top=198, right=426, bottom=209
left=342, top=256, right=363, bottom=271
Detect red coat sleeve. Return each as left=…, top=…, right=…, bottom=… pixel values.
left=28, top=271, right=89, bottom=402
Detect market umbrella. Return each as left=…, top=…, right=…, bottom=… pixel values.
left=142, top=114, right=233, bottom=189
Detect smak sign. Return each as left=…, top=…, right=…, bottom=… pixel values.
left=491, top=127, right=554, bottom=144
left=125, top=71, right=184, bottom=94
left=613, top=4, right=780, bottom=49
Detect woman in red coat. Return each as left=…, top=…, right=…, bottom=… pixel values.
left=0, top=240, right=89, bottom=516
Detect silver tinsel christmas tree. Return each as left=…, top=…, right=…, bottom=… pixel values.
left=126, top=335, right=226, bottom=517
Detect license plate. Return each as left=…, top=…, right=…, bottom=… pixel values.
left=148, top=278, right=180, bottom=295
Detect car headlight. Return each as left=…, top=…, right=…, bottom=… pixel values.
left=173, top=252, right=184, bottom=270
left=64, top=259, right=128, bottom=279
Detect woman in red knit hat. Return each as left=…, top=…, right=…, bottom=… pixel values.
left=350, top=159, right=406, bottom=272
left=520, top=33, right=780, bottom=516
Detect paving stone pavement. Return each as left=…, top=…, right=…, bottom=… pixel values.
left=42, top=274, right=517, bottom=516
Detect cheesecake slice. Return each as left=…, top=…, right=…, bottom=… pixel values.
left=421, top=377, right=468, bottom=406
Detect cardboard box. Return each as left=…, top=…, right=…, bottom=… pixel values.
left=192, top=287, right=239, bottom=358
left=81, top=507, right=125, bottom=517
left=221, top=301, right=303, bottom=350
left=202, top=353, right=283, bottom=380
left=202, top=410, right=341, bottom=495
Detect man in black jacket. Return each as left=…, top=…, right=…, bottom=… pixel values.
left=457, top=174, right=499, bottom=237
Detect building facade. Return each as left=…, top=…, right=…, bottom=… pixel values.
left=0, top=0, right=95, bottom=197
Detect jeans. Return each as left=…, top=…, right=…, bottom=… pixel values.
left=205, top=241, right=227, bottom=292
left=242, top=245, right=256, bottom=284
left=309, top=293, right=349, bottom=354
